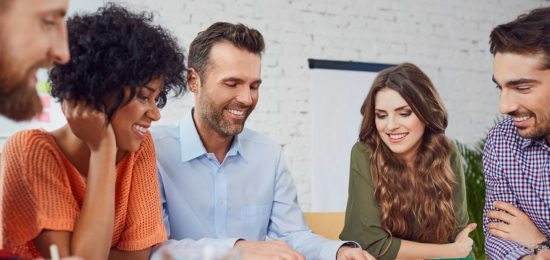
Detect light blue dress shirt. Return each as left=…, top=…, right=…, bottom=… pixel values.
left=151, top=110, right=351, bottom=259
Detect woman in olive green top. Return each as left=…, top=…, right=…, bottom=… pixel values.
left=340, top=63, right=476, bottom=259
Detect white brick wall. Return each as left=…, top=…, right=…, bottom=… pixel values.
left=113, top=0, right=547, bottom=210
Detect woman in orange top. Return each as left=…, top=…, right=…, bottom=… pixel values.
left=1, top=4, right=186, bottom=259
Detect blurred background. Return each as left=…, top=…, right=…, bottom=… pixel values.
left=0, top=4, right=546, bottom=255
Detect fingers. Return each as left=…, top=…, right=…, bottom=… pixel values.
left=487, top=210, right=514, bottom=223
left=239, top=240, right=304, bottom=260
left=494, top=201, right=524, bottom=217
left=456, top=223, right=476, bottom=241
left=460, top=223, right=477, bottom=235
left=489, top=227, right=510, bottom=240
left=363, top=250, right=376, bottom=260
left=487, top=221, right=512, bottom=233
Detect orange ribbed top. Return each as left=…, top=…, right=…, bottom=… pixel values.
left=1, top=129, right=166, bottom=258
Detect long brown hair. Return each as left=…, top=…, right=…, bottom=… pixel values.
left=359, top=63, right=456, bottom=243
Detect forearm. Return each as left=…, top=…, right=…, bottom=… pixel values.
left=397, top=240, right=455, bottom=259
left=109, top=248, right=151, bottom=260
left=71, top=149, right=117, bottom=259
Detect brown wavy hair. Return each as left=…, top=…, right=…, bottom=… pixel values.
left=359, top=63, right=456, bottom=243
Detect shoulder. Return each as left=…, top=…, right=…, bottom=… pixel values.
left=351, top=141, right=369, bottom=155
left=350, top=141, right=370, bottom=164
left=486, top=118, right=519, bottom=145
left=238, top=128, right=282, bottom=154
left=151, top=123, right=179, bottom=143
left=3, top=129, right=59, bottom=158
left=349, top=141, right=372, bottom=179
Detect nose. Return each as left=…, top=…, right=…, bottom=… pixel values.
left=385, top=115, right=399, bottom=131
left=499, top=89, right=518, bottom=115
left=235, top=86, right=253, bottom=106
left=50, top=22, right=70, bottom=64
left=147, top=104, right=161, bottom=122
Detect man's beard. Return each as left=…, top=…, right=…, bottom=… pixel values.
left=0, top=80, right=43, bottom=121
left=0, top=42, right=44, bottom=121
left=198, top=94, right=251, bottom=137
left=516, top=111, right=550, bottom=140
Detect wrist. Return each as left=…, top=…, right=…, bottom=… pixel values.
left=443, top=242, right=463, bottom=258
left=533, top=240, right=550, bottom=255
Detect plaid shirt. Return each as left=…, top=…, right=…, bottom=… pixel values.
left=483, top=118, right=550, bottom=259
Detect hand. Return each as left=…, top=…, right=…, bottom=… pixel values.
left=62, top=100, right=116, bottom=152
left=487, top=201, right=546, bottom=248
left=234, top=240, right=305, bottom=260
left=520, top=250, right=550, bottom=260
left=336, top=246, right=376, bottom=260
left=451, top=223, right=476, bottom=257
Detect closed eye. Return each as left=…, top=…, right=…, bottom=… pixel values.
left=515, top=85, right=531, bottom=92
left=375, top=113, right=387, bottom=119
left=400, top=111, right=412, bottom=117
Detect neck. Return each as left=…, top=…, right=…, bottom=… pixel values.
left=51, top=125, right=125, bottom=178
left=192, top=112, right=233, bottom=163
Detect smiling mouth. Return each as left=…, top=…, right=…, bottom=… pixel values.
left=388, top=133, right=408, bottom=141
left=511, top=115, right=531, bottom=122
left=133, top=124, right=148, bottom=132
left=227, top=109, right=245, bottom=116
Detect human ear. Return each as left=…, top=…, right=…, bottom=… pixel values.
left=187, top=68, right=201, bottom=93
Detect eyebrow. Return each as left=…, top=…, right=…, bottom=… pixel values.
left=222, top=77, right=262, bottom=84
left=55, top=9, right=67, bottom=17
left=492, top=75, right=540, bottom=87
left=42, top=8, right=67, bottom=18
left=141, top=86, right=157, bottom=93
left=375, top=105, right=409, bottom=112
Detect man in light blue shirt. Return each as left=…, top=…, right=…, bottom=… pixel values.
left=151, top=22, right=374, bottom=260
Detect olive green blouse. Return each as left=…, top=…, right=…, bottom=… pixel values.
left=339, top=141, right=469, bottom=260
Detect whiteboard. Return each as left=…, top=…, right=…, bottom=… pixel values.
left=309, top=59, right=393, bottom=212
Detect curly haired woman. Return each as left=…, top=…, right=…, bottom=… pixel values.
left=1, top=4, right=186, bottom=259
left=340, top=63, right=476, bottom=259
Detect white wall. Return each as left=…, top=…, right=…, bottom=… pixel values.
left=116, top=0, right=546, bottom=210
left=3, top=0, right=546, bottom=210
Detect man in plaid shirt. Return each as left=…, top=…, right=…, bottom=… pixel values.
left=483, top=7, right=550, bottom=260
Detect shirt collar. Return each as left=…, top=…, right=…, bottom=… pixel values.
left=520, top=135, right=548, bottom=150
left=179, top=108, right=247, bottom=163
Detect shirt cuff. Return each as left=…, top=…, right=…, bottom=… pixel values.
left=506, top=247, right=533, bottom=259
left=320, top=240, right=361, bottom=260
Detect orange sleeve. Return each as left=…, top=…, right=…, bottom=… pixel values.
left=2, top=131, right=79, bottom=249
left=116, top=133, right=166, bottom=251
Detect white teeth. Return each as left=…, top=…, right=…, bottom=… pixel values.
left=227, top=109, right=245, bottom=116
left=512, top=115, right=530, bottom=122
left=389, top=133, right=407, bottom=139
left=133, top=124, right=148, bottom=133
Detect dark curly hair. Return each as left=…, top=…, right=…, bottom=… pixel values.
left=49, top=3, right=186, bottom=122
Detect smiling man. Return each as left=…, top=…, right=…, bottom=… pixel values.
left=0, top=0, right=70, bottom=121
left=483, top=7, right=550, bottom=260
left=0, top=0, right=69, bottom=250
left=151, top=22, right=374, bottom=260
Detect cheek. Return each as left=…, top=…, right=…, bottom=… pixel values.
left=408, top=118, right=426, bottom=136
left=375, top=119, right=386, bottom=134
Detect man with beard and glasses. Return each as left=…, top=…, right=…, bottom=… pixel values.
left=483, top=7, right=550, bottom=260
left=150, top=22, right=374, bottom=260
left=0, top=0, right=70, bottom=121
